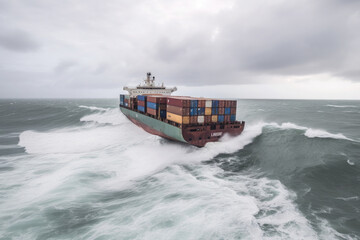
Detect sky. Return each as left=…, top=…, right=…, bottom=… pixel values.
left=0, top=0, right=360, bottom=99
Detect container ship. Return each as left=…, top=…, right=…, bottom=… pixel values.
left=119, top=73, right=245, bottom=147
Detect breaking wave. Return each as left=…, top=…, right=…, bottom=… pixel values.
left=78, top=105, right=109, bottom=111
left=326, top=104, right=357, bottom=108
left=269, top=122, right=354, bottom=141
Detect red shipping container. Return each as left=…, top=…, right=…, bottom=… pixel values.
left=205, top=115, right=211, bottom=123
left=225, top=101, right=231, bottom=108
left=167, top=97, right=191, bottom=107
left=198, top=99, right=205, bottom=108
left=231, top=101, right=237, bottom=108
left=230, top=107, right=236, bottom=114
left=219, top=100, right=225, bottom=108
left=147, top=108, right=157, bottom=116
left=219, top=107, right=225, bottom=115
left=190, top=116, right=197, bottom=124
left=225, top=115, right=231, bottom=122
left=147, top=96, right=167, bottom=104
left=138, top=100, right=146, bottom=107
left=167, top=105, right=190, bottom=116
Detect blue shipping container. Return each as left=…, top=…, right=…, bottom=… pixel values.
left=137, top=95, right=147, bottom=101
left=147, top=102, right=158, bottom=110
left=138, top=105, right=146, bottom=112
left=198, top=107, right=205, bottom=115
left=212, top=100, right=219, bottom=107
left=190, top=100, right=198, bottom=108
left=218, top=115, right=225, bottom=122
left=160, top=110, right=166, bottom=118
left=190, top=107, right=198, bottom=116
left=212, top=107, right=218, bottom=115
left=230, top=115, right=236, bottom=122
left=225, top=107, right=231, bottom=115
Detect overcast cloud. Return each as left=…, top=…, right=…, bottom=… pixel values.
left=0, top=0, right=359, bottom=98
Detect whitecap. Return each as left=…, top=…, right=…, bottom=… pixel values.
left=78, top=105, right=109, bottom=111
left=326, top=104, right=357, bottom=108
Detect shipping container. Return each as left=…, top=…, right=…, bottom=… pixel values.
left=205, top=107, right=212, bottom=115
left=218, top=115, right=225, bottom=122
left=167, top=105, right=189, bottom=116
left=138, top=105, right=146, bottom=112
left=225, top=100, right=231, bottom=108
left=198, top=107, right=205, bottom=115
left=137, top=95, right=146, bottom=101
left=211, top=115, right=218, bottom=122
left=167, top=97, right=191, bottom=107
left=190, top=116, right=197, bottom=124
left=147, top=96, right=167, bottom=104
left=230, top=114, right=236, bottom=122
left=190, top=107, right=198, bottom=116
left=167, top=112, right=189, bottom=124
left=231, top=101, right=237, bottom=108
left=225, top=115, right=231, bottom=122
left=147, top=102, right=158, bottom=110
left=212, top=107, right=219, bottom=115
left=205, top=115, right=212, bottom=123
left=197, top=115, right=204, bottom=124
left=225, top=107, right=231, bottom=115
left=125, top=95, right=130, bottom=100
left=198, top=99, right=205, bottom=108
left=160, top=110, right=166, bottom=118
left=190, top=100, right=198, bottom=108
left=231, top=107, right=236, bottom=115
left=212, top=100, right=219, bottom=107
left=219, top=100, right=225, bottom=108
left=219, top=107, right=225, bottom=115
left=138, top=100, right=146, bottom=107
left=147, top=108, right=157, bottom=116
left=205, top=100, right=212, bottom=108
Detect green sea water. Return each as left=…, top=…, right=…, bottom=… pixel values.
left=0, top=99, right=359, bottom=239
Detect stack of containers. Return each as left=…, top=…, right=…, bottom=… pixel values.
left=129, top=97, right=137, bottom=110
left=166, top=97, right=191, bottom=125
left=123, top=95, right=130, bottom=107
left=137, top=95, right=147, bottom=113
left=120, top=94, right=125, bottom=106
left=146, top=95, right=167, bottom=119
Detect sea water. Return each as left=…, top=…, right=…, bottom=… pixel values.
left=0, top=99, right=359, bottom=239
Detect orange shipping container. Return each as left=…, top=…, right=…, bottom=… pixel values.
left=211, top=115, right=218, bottom=122
left=205, top=107, right=212, bottom=115
left=167, top=112, right=189, bottom=124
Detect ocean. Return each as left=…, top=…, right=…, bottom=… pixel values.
left=0, top=99, right=359, bottom=240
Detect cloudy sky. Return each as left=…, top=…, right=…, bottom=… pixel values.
left=0, top=0, right=360, bottom=99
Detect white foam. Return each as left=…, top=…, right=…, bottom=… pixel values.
left=78, top=105, right=109, bottom=111
left=347, top=159, right=355, bottom=166
left=326, top=104, right=357, bottom=108
left=269, top=122, right=354, bottom=141
left=80, top=108, right=125, bottom=125
left=304, top=129, right=351, bottom=140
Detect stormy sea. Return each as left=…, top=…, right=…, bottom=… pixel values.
left=0, top=99, right=359, bottom=240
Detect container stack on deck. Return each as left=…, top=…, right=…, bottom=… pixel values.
left=146, top=96, right=167, bottom=119
left=119, top=94, right=237, bottom=126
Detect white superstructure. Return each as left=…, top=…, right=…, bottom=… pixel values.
left=123, top=73, right=177, bottom=97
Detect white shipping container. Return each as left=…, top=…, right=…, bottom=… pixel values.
left=197, top=115, right=204, bottom=124
left=205, top=100, right=212, bottom=108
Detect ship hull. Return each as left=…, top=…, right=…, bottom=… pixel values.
left=120, top=107, right=245, bottom=147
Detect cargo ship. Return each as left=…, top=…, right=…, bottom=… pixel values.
left=119, top=73, right=245, bottom=147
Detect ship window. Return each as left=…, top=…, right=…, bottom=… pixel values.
left=199, top=137, right=202, bottom=140
left=189, top=138, right=192, bottom=141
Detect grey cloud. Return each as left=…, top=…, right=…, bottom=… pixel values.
left=0, top=30, right=40, bottom=52
left=54, top=60, right=78, bottom=74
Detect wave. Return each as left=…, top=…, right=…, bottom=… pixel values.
left=269, top=122, right=354, bottom=141
left=326, top=104, right=358, bottom=108
left=78, top=105, right=109, bottom=111
left=80, top=108, right=124, bottom=125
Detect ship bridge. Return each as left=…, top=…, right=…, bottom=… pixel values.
left=123, top=73, right=177, bottom=97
